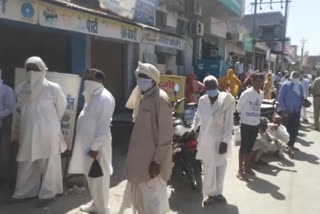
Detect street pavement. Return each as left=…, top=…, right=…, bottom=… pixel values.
left=1, top=109, right=320, bottom=214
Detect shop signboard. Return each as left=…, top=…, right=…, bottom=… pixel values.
left=141, top=29, right=185, bottom=50
left=159, top=75, right=185, bottom=113
left=243, top=35, right=253, bottom=53
left=38, top=2, right=140, bottom=43
left=218, top=0, right=243, bottom=17
left=196, top=59, right=231, bottom=80
left=0, top=0, right=38, bottom=24
left=196, top=59, right=221, bottom=80
left=134, top=0, right=156, bottom=26
left=13, top=69, right=81, bottom=150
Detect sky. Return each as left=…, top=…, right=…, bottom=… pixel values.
left=245, top=0, right=319, bottom=56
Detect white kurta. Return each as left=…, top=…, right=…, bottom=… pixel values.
left=192, top=92, right=234, bottom=198
left=68, top=87, right=115, bottom=176
left=15, top=81, right=67, bottom=161
left=13, top=80, right=67, bottom=199
left=68, top=87, right=115, bottom=214
left=192, top=93, right=234, bottom=165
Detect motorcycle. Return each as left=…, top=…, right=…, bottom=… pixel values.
left=171, top=85, right=202, bottom=191
left=260, top=99, right=278, bottom=121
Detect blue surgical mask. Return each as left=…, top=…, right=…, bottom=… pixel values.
left=206, top=89, right=219, bottom=97
left=137, top=78, right=154, bottom=92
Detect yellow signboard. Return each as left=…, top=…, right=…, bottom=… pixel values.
left=159, top=75, right=185, bottom=113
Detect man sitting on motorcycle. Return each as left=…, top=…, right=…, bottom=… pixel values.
left=191, top=75, right=234, bottom=207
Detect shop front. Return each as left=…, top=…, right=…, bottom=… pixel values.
left=139, top=29, right=187, bottom=75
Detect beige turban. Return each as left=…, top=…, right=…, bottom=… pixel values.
left=126, top=61, right=160, bottom=122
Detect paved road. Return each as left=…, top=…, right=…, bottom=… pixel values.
left=1, top=111, right=320, bottom=214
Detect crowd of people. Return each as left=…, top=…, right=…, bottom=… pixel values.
left=0, top=56, right=318, bottom=214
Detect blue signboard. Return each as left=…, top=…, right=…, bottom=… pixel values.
left=196, top=59, right=232, bottom=81
left=134, top=0, right=156, bottom=26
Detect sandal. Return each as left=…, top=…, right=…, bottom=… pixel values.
left=203, top=196, right=214, bottom=207
left=237, top=171, right=249, bottom=181
left=213, top=195, right=227, bottom=204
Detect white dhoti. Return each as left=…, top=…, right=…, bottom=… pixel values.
left=13, top=155, right=63, bottom=199
left=202, top=161, right=227, bottom=197
left=119, top=176, right=170, bottom=214
left=85, top=173, right=110, bottom=214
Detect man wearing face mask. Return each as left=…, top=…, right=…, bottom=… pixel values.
left=119, top=62, right=174, bottom=214
left=191, top=75, right=234, bottom=207
left=278, top=71, right=303, bottom=151
left=11, top=57, right=67, bottom=206
left=68, top=69, right=115, bottom=214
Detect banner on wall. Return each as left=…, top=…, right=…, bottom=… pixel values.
left=38, top=1, right=139, bottom=42
left=159, top=75, right=185, bottom=113
left=0, top=0, right=38, bottom=24
left=14, top=69, right=81, bottom=150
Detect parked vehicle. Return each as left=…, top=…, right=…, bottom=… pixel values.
left=171, top=85, right=202, bottom=191
left=172, top=120, right=202, bottom=191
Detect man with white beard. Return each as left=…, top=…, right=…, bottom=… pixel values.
left=191, top=75, right=234, bottom=206
left=11, top=57, right=67, bottom=206
left=69, top=69, right=115, bottom=214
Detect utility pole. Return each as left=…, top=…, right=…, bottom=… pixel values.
left=300, top=38, right=307, bottom=72
left=252, top=0, right=258, bottom=70
left=280, top=0, right=290, bottom=71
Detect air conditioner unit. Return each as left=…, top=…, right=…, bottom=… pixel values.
left=226, top=32, right=243, bottom=41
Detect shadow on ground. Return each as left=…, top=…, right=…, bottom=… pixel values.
left=255, top=163, right=297, bottom=176
left=169, top=179, right=239, bottom=214
left=246, top=176, right=286, bottom=200
left=294, top=150, right=320, bottom=165
left=296, top=137, right=314, bottom=147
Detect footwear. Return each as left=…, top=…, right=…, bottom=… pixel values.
left=213, top=195, right=227, bottom=204
left=203, top=196, right=214, bottom=207
left=289, top=146, right=300, bottom=152
left=236, top=171, right=249, bottom=182
left=37, top=198, right=53, bottom=208
left=80, top=203, right=97, bottom=213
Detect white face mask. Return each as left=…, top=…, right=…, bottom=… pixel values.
left=26, top=71, right=45, bottom=89
left=137, top=78, right=154, bottom=92
left=27, top=70, right=43, bottom=82
left=83, top=80, right=102, bottom=100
